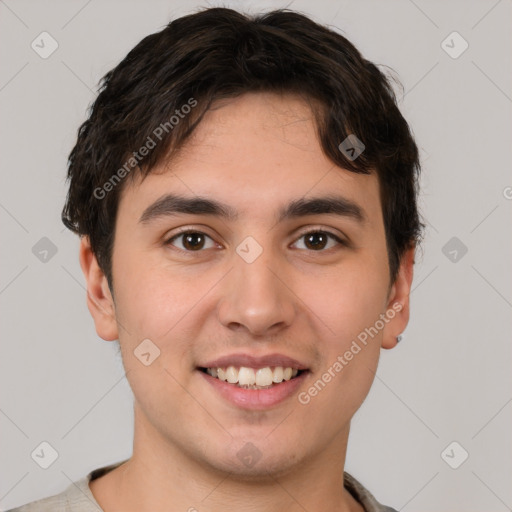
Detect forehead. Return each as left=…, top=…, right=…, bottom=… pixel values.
left=119, top=92, right=382, bottom=225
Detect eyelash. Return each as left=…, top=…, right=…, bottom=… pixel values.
left=164, top=228, right=347, bottom=254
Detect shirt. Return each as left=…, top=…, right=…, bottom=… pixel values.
left=7, top=459, right=398, bottom=512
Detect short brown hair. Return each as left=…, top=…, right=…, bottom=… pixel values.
left=62, top=7, right=424, bottom=288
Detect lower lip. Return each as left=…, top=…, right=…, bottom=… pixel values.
left=198, top=370, right=309, bottom=410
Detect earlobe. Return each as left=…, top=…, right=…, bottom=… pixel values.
left=381, top=246, right=415, bottom=350
left=78, top=237, right=119, bottom=341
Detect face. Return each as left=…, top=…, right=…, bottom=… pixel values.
left=81, top=92, right=413, bottom=478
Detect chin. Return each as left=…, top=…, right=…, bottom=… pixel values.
left=201, top=440, right=305, bottom=481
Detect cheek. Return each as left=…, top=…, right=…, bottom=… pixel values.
left=304, top=256, right=389, bottom=343
left=111, top=255, right=212, bottom=396
left=301, top=272, right=384, bottom=416
left=112, top=250, right=196, bottom=341
left=298, top=256, right=387, bottom=405
left=112, top=263, right=196, bottom=408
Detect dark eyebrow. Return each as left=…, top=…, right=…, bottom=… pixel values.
left=139, top=193, right=366, bottom=225
left=139, top=194, right=239, bottom=223
left=279, top=195, right=366, bottom=224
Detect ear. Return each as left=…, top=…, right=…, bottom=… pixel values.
left=381, top=245, right=415, bottom=350
left=79, top=236, right=119, bottom=341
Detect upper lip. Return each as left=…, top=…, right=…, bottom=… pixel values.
left=199, top=353, right=309, bottom=370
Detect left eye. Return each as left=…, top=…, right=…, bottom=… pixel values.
left=292, top=230, right=345, bottom=251
left=165, top=229, right=344, bottom=252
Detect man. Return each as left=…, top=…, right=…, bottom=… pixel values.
left=9, top=6, right=422, bottom=512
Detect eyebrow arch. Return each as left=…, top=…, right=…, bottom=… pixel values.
left=139, top=193, right=366, bottom=225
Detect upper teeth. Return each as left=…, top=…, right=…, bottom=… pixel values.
left=206, top=366, right=299, bottom=386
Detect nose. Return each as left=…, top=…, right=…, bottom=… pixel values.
left=216, top=247, right=296, bottom=337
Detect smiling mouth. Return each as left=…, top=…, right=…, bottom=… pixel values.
left=198, top=366, right=308, bottom=389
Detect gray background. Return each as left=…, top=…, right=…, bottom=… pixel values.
left=1, top=0, right=511, bottom=510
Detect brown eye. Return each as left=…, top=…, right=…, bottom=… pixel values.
left=304, top=232, right=328, bottom=250
left=293, top=230, right=345, bottom=252
left=166, top=231, right=216, bottom=252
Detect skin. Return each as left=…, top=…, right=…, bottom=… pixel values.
left=80, top=91, right=415, bottom=512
